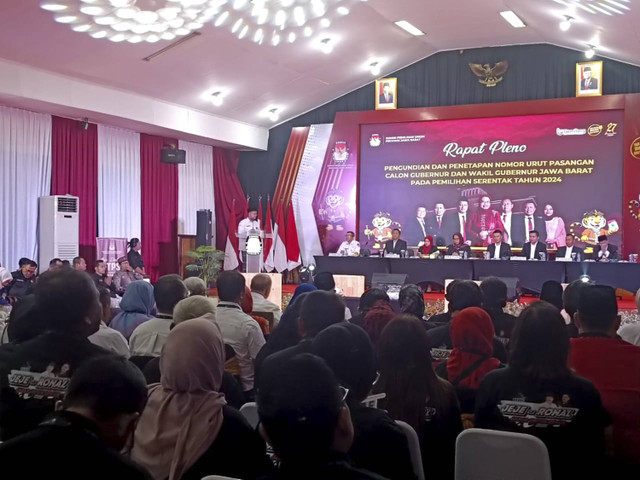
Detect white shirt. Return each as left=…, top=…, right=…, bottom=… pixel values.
left=564, top=246, right=574, bottom=260
left=215, top=301, right=266, bottom=392
left=129, top=315, right=173, bottom=357
left=493, top=243, right=502, bottom=259
left=89, top=322, right=130, bottom=358
left=598, top=248, right=610, bottom=258
left=458, top=213, right=467, bottom=234
left=250, top=291, right=282, bottom=327
left=502, top=213, right=512, bottom=243
left=337, top=240, right=361, bottom=256
left=238, top=218, right=260, bottom=251
left=619, top=323, right=640, bottom=346
left=529, top=242, right=538, bottom=260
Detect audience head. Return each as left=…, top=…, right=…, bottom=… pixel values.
left=128, top=238, right=141, bottom=251
left=636, top=287, right=640, bottom=311
left=61, top=260, right=70, bottom=267
left=154, top=274, right=188, bottom=315
left=119, top=280, right=155, bottom=315
left=267, top=291, right=312, bottom=349
left=540, top=280, right=563, bottom=310
left=73, top=256, right=87, bottom=271
left=299, top=290, right=345, bottom=338
left=314, top=272, right=336, bottom=292
left=183, top=276, right=207, bottom=296
left=510, top=301, right=570, bottom=381
left=575, top=285, right=619, bottom=335
left=18, top=257, right=30, bottom=268
left=450, top=307, right=495, bottom=357
left=398, top=284, right=424, bottom=319
left=258, top=353, right=353, bottom=463
left=362, top=301, right=395, bottom=348
left=447, top=280, right=483, bottom=313
left=358, top=288, right=390, bottom=314
left=311, top=323, right=376, bottom=404
left=480, top=276, right=508, bottom=310
left=33, top=268, right=101, bottom=336
left=97, top=287, right=111, bottom=324
left=250, top=273, right=272, bottom=298
left=563, top=279, right=589, bottom=318
left=0, top=267, right=12, bottom=288
left=94, top=260, right=107, bottom=276
left=21, top=260, right=37, bottom=279
left=48, top=258, right=63, bottom=272
left=391, top=228, right=401, bottom=241
left=7, top=295, right=44, bottom=343
left=63, top=356, right=147, bottom=450
left=216, top=270, right=246, bottom=304
left=290, top=283, right=317, bottom=304
left=172, top=296, right=216, bottom=326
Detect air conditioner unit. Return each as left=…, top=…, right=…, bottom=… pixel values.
left=39, top=195, right=80, bottom=268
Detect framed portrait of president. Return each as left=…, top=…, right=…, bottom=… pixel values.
left=576, top=61, right=603, bottom=97
left=375, top=77, right=398, bottom=110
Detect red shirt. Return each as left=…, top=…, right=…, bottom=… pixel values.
left=570, top=336, right=640, bottom=463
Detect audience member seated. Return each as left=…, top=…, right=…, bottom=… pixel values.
left=90, top=259, right=112, bottom=292
left=350, top=288, right=390, bottom=328
left=426, top=280, right=460, bottom=327
left=480, top=277, right=516, bottom=344
left=619, top=288, right=640, bottom=346
left=314, top=271, right=352, bottom=320
left=384, top=228, right=407, bottom=256
left=374, top=315, right=462, bottom=478
left=562, top=279, right=588, bottom=338
left=0, top=267, right=12, bottom=306
left=184, top=276, right=207, bottom=296
left=88, top=287, right=129, bottom=357
left=243, top=285, right=270, bottom=335
left=540, top=280, right=564, bottom=310
left=112, top=256, right=144, bottom=296
left=73, top=256, right=87, bottom=271
left=362, top=299, right=395, bottom=349
left=593, top=234, right=619, bottom=261
left=0, top=356, right=151, bottom=479
left=48, top=257, right=63, bottom=272
left=446, top=232, right=471, bottom=257
left=434, top=307, right=503, bottom=415
left=287, top=282, right=317, bottom=305
left=110, top=280, right=155, bottom=340
left=0, top=268, right=108, bottom=440
left=129, top=275, right=188, bottom=357
left=133, top=318, right=271, bottom=480
left=4, top=294, right=43, bottom=344
left=215, top=270, right=266, bottom=399
left=398, top=284, right=426, bottom=321
left=570, top=285, right=640, bottom=472
left=312, top=323, right=415, bottom=480
left=251, top=273, right=283, bottom=326
left=418, top=235, right=438, bottom=257
left=475, top=301, right=609, bottom=479
left=8, top=259, right=37, bottom=299
left=258, top=353, right=387, bottom=480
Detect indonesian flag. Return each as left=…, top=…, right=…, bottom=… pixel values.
left=263, top=199, right=274, bottom=272
left=223, top=200, right=240, bottom=271
left=272, top=203, right=288, bottom=273
left=286, top=202, right=301, bottom=270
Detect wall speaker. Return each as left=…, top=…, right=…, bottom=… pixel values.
left=161, top=148, right=186, bottom=164
left=196, top=209, right=213, bottom=247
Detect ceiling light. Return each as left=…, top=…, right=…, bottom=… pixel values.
left=128, top=35, right=143, bottom=43
left=304, top=26, right=313, bottom=36
left=500, top=10, right=526, bottom=28
left=95, top=16, right=117, bottom=25
left=116, top=7, right=138, bottom=19
left=175, top=28, right=191, bottom=35
left=232, top=19, right=243, bottom=32
left=272, top=33, right=280, bottom=45
left=585, top=45, right=596, bottom=59
left=211, top=91, right=224, bottom=106
left=90, top=30, right=108, bottom=38
left=55, top=15, right=79, bottom=23
left=110, top=0, right=132, bottom=7
left=275, top=10, right=286, bottom=25
left=160, top=31, right=176, bottom=40
left=112, top=21, right=132, bottom=31
left=238, top=25, right=249, bottom=38
left=131, top=24, right=151, bottom=33
left=109, top=33, right=127, bottom=42
left=41, top=3, right=68, bottom=11
left=268, top=108, right=279, bottom=122
left=254, top=28, right=264, bottom=43
left=80, top=5, right=105, bottom=15
left=559, top=15, right=573, bottom=31
left=158, top=8, right=179, bottom=20
left=214, top=10, right=229, bottom=26
left=288, top=32, right=296, bottom=42
left=136, top=10, right=159, bottom=24
left=146, top=34, right=160, bottom=42
left=320, top=37, right=333, bottom=54
left=337, top=6, right=349, bottom=15
left=369, top=61, right=381, bottom=76
left=72, top=24, right=92, bottom=32
left=560, top=0, right=630, bottom=16
left=320, top=18, right=330, bottom=27
left=394, top=20, right=424, bottom=36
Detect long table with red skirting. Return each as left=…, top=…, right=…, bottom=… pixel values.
left=313, top=256, right=640, bottom=294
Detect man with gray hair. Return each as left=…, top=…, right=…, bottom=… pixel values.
left=250, top=274, right=282, bottom=326
left=184, top=277, right=207, bottom=296
left=173, top=295, right=216, bottom=325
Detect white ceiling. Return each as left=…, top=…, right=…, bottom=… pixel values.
left=0, top=0, right=637, bottom=144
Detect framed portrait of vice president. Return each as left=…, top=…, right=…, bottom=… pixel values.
left=375, top=77, right=398, bottom=110
left=576, top=61, right=602, bottom=97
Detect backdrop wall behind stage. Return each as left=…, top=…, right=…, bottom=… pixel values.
left=358, top=111, right=624, bottom=250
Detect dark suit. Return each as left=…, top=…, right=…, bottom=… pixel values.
left=555, top=246, right=584, bottom=261
left=521, top=241, right=548, bottom=260
left=446, top=212, right=469, bottom=242
left=426, top=215, right=448, bottom=246
left=581, top=78, right=598, bottom=90
left=385, top=239, right=408, bottom=255
left=403, top=217, right=428, bottom=247
left=593, top=244, right=619, bottom=261
left=487, top=243, right=512, bottom=259
left=379, top=93, right=394, bottom=104
left=511, top=214, right=546, bottom=247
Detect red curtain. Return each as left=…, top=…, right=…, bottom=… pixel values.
left=140, top=134, right=179, bottom=282
left=213, top=147, right=247, bottom=251
left=51, top=116, right=98, bottom=265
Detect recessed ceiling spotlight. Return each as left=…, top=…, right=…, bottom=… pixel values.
left=55, top=15, right=79, bottom=23
left=41, top=3, right=68, bottom=11
left=211, top=91, right=224, bottom=106
left=559, top=15, right=574, bottom=31
left=337, top=6, right=349, bottom=15
left=320, top=37, right=333, bottom=54
left=394, top=20, right=424, bottom=36
left=369, top=61, right=381, bottom=76
left=585, top=45, right=596, bottom=59
left=499, top=10, right=526, bottom=28
left=268, top=108, right=279, bottom=122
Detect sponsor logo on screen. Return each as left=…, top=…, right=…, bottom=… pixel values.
left=631, top=137, right=640, bottom=160
left=605, top=123, right=618, bottom=137
left=556, top=128, right=586, bottom=136
left=369, top=134, right=382, bottom=147
left=588, top=124, right=603, bottom=136
left=331, top=141, right=349, bottom=163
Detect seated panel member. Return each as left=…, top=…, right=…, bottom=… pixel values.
left=419, top=235, right=439, bottom=258
left=556, top=233, right=584, bottom=261
left=593, top=234, right=619, bottom=262
left=487, top=230, right=512, bottom=260
left=521, top=230, right=547, bottom=260
left=337, top=231, right=361, bottom=256
left=384, top=228, right=408, bottom=255
left=446, top=232, right=471, bottom=257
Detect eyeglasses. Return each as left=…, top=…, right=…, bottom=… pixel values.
left=338, top=385, right=349, bottom=404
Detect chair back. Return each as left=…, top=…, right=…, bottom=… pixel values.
left=253, top=311, right=274, bottom=330
left=362, top=392, right=386, bottom=408
left=239, top=401, right=259, bottom=429
left=129, top=355, right=154, bottom=370
left=455, top=428, right=552, bottom=480
left=201, top=476, right=241, bottom=480
left=395, top=420, right=425, bottom=480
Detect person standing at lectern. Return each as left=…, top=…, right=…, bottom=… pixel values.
left=238, top=208, right=261, bottom=269
left=384, top=229, right=407, bottom=255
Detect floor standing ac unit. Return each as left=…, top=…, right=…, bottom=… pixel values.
left=39, top=195, right=80, bottom=267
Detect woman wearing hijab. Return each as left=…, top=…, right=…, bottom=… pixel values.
left=133, top=318, right=271, bottom=480
left=418, top=235, right=439, bottom=257
left=435, top=307, right=502, bottom=414
left=446, top=232, right=471, bottom=258
left=540, top=280, right=564, bottom=311
left=288, top=283, right=317, bottom=306
left=110, top=281, right=155, bottom=340
left=350, top=288, right=390, bottom=327
left=398, top=284, right=425, bottom=321
left=362, top=300, right=395, bottom=349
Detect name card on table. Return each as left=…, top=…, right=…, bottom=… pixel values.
left=444, top=255, right=462, bottom=260
left=510, top=257, right=527, bottom=261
